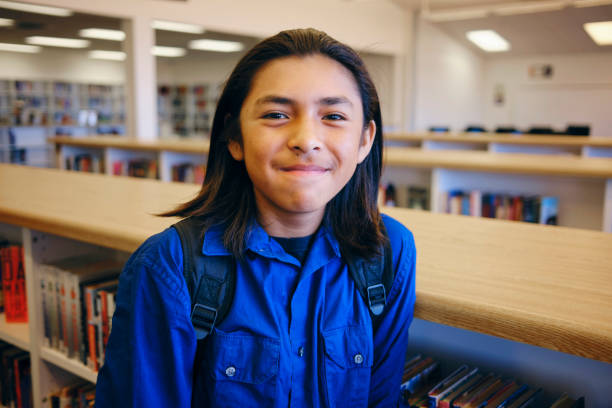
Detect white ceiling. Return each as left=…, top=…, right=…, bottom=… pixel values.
left=391, top=0, right=612, bottom=56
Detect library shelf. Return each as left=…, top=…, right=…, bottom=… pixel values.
left=386, top=131, right=612, bottom=148
left=1, top=163, right=611, bottom=365
left=39, top=347, right=98, bottom=384
left=384, top=148, right=612, bottom=178
left=0, top=313, right=30, bottom=351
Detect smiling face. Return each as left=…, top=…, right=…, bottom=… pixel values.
left=228, top=54, right=376, bottom=236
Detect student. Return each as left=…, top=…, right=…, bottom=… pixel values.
left=96, top=28, right=416, bottom=407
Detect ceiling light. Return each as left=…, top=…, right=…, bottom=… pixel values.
left=493, top=1, right=566, bottom=15
left=152, top=20, right=205, bottom=34
left=583, top=21, right=612, bottom=45
left=26, top=36, right=90, bottom=48
left=153, top=46, right=186, bottom=57
left=423, top=8, right=488, bottom=22
left=0, top=18, right=14, bottom=27
left=189, top=39, right=244, bottom=53
left=79, top=28, right=125, bottom=41
left=88, top=50, right=126, bottom=61
left=0, top=42, right=41, bottom=53
left=466, top=30, right=511, bottom=52
left=0, top=0, right=72, bottom=16
left=573, top=0, right=612, bottom=7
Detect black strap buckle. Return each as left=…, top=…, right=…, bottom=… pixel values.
left=191, top=303, right=218, bottom=340
left=367, top=284, right=386, bottom=316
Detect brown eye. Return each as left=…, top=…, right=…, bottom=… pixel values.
left=262, top=112, right=289, bottom=119
left=323, top=113, right=346, bottom=121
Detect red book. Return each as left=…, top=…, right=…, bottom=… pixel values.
left=2, top=246, right=27, bottom=322
left=99, top=289, right=110, bottom=347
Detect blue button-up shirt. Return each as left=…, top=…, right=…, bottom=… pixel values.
left=96, top=214, right=416, bottom=407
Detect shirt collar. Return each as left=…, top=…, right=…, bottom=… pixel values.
left=201, top=218, right=341, bottom=263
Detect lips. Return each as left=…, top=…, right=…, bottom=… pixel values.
left=280, top=164, right=329, bottom=172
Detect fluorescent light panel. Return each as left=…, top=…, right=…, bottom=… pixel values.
left=466, top=30, right=510, bottom=52
left=152, top=20, right=205, bottom=34
left=424, top=8, right=488, bottom=22
left=189, top=39, right=244, bottom=52
left=0, top=42, right=41, bottom=53
left=79, top=28, right=125, bottom=41
left=583, top=21, right=612, bottom=45
left=493, top=0, right=566, bottom=15
left=89, top=50, right=126, bottom=61
left=0, top=18, right=14, bottom=27
left=153, top=46, right=186, bottom=57
left=573, top=0, right=612, bottom=7
left=0, top=0, right=72, bottom=16
left=26, top=36, right=90, bottom=48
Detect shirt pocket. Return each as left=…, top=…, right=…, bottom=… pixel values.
left=204, top=328, right=280, bottom=408
left=322, top=326, right=373, bottom=408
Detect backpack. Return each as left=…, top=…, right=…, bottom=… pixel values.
left=172, top=216, right=393, bottom=341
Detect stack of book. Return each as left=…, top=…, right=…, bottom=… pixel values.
left=0, top=341, right=31, bottom=408
left=65, top=154, right=104, bottom=174
left=39, top=255, right=122, bottom=372
left=171, top=162, right=206, bottom=184
left=443, top=191, right=559, bottom=225
left=381, top=183, right=430, bottom=211
left=112, top=158, right=158, bottom=179
left=42, top=381, right=95, bottom=408
left=1, top=243, right=27, bottom=322
left=401, top=355, right=584, bottom=408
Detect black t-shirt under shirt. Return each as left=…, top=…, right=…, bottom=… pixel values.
left=272, top=234, right=314, bottom=265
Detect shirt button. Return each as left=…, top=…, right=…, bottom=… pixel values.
left=225, top=366, right=236, bottom=377
left=354, top=353, right=364, bottom=364
left=298, top=346, right=304, bottom=357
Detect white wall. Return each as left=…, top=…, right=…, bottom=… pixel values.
left=413, top=18, right=485, bottom=132
left=483, top=53, right=612, bottom=136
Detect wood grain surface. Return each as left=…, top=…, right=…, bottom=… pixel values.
left=1, top=164, right=611, bottom=363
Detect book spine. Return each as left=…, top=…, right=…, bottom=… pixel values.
left=13, top=357, right=22, bottom=408
left=85, top=288, right=100, bottom=371
left=99, top=290, right=110, bottom=351
left=40, top=267, right=51, bottom=348
left=69, top=275, right=79, bottom=359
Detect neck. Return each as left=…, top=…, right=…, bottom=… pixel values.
left=255, top=201, right=325, bottom=238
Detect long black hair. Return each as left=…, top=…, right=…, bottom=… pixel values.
left=162, top=28, right=386, bottom=259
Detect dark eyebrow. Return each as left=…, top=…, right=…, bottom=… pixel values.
left=319, top=96, right=353, bottom=107
left=254, top=95, right=353, bottom=107
left=255, top=95, right=294, bottom=106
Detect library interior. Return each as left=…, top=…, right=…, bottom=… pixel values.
left=0, top=0, right=611, bottom=407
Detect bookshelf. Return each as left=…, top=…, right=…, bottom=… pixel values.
left=157, top=83, right=221, bottom=139
left=0, top=79, right=126, bottom=169
left=385, top=131, right=612, bottom=158
left=49, top=136, right=612, bottom=232
left=0, top=163, right=610, bottom=407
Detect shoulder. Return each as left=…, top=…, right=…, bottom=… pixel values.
left=380, top=213, right=416, bottom=300
left=123, top=226, right=186, bottom=300
left=381, top=213, right=416, bottom=257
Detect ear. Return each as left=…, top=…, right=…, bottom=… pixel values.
left=228, top=140, right=244, bottom=161
left=357, top=120, right=376, bottom=164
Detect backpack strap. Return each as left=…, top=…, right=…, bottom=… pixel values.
left=343, top=221, right=393, bottom=327
left=173, top=217, right=236, bottom=341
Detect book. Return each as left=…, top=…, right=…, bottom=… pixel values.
left=41, top=255, right=121, bottom=359
left=428, top=365, right=473, bottom=407
left=1, top=245, right=27, bottom=323
left=549, top=393, right=584, bottom=408
left=84, top=278, right=119, bottom=370
left=539, top=196, right=559, bottom=225
left=452, top=373, right=498, bottom=408
left=408, top=186, right=429, bottom=211
left=439, top=372, right=483, bottom=408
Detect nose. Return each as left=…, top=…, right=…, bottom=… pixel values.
left=287, top=117, right=321, bottom=154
